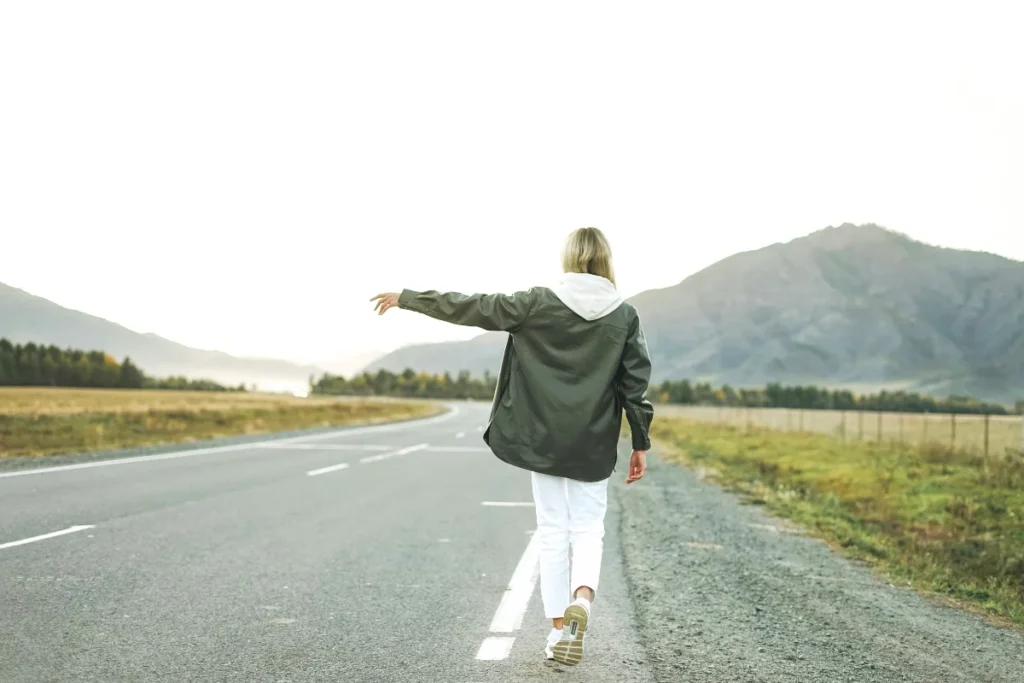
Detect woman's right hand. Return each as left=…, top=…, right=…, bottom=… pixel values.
left=626, top=450, right=646, bottom=484
left=370, top=292, right=401, bottom=315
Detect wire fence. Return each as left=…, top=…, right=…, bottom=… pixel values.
left=656, top=405, right=1024, bottom=456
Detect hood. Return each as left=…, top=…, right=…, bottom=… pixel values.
left=549, top=272, right=624, bottom=321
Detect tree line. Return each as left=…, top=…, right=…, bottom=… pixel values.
left=0, top=339, right=244, bottom=391
left=312, top=368, right=1019, bottom=415
left=311, top=368, right=497, bottom=400
left=655, top=379, right=1013, bottom=415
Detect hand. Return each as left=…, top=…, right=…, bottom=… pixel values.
left=626, top=450, right=646, bottom=484
left=370, top=292, right=401, bottom=315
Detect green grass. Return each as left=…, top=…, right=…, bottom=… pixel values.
left=0, top=388, right=441, bottom=458
left=651, top=419, right=1024, bottom=628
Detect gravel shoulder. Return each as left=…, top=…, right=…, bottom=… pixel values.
left=613, top=451, right=1024, bottom=683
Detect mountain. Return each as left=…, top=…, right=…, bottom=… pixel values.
left=365, top=224, right=1024, bottom=403
left=0, top=282, right=323, bottom=393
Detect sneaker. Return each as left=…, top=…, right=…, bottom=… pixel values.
left=544, top=628, right=561, bottom=660
left=551, top=598, right=590, bottom=666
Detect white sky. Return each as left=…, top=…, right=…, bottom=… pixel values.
left=1, top=1, right=1021, bottom=366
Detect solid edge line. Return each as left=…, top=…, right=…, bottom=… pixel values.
left=425, top=446, right=490, bottom=453
left=475, top=636, right=516, bottom=661
left=306, top=462, right=352, bottom=477
left=482, top=501, right=535, bottom=507
left=0, top=406, right=458, bottom=480
left=488, top=530, right=541, bottom=633
left=259, top=443, right=391, bottom=452
left=0, top=525, right=96, bottom=551
left=359, top=443, right=429, bottom=465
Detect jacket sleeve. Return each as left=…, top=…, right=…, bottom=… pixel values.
left=398, top=288, right=535, bottom=332
left=616, top=313, right=654, bottom=451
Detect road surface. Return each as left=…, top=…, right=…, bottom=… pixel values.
left=2, top=403, right=1021, bottom=682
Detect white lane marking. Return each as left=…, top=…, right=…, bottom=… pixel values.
left=455, top=432, right=465, bottom=439
left=482, top=502, right=534, bottom=508
left=425, top=446, right=490, bottom=453
left=273, top=406, right=459, bottom=444
left=0, top=407, right=459, bottom=480
left=259, top=443, right=390, bottom=452
left=359, top=443, right=429, bottom=464
left=0, top=525, right=95, bottom=551
left=475, top=636, right=516, bottom=661
left=488, top=530, right=541, bottom=633
left=306, top=462, right=352, bottom=477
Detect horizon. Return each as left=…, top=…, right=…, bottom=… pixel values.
left=3, top=221, right=1021, bottom=371
left=2, top=2, right=1022, bottom=365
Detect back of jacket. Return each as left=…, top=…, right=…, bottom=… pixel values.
left=398, top=273, right=654, bottom=482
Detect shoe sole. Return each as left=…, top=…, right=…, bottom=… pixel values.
left=551, top=604, right=588, bottom=666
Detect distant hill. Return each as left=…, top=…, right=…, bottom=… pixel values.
left=365, top=224, right=1024, bottom=404
left=0, top=282, right=323, bottom=392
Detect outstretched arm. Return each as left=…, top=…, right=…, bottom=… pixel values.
left=371, top=289, right=536, bottom=333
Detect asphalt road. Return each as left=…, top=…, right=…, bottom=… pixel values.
left=0, top=403, right=650, bottom=682
left=2, top=403, right=1022, bottom=682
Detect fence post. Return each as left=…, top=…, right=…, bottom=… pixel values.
left=984, top=413, right=990, bottom=457
left=950, top=413, right=956, bottom=450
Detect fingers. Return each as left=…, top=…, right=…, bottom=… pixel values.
left=625, top=456, right=645, bottom=484
left=370, top=293, right=399, bottom=315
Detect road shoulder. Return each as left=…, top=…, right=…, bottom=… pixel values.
left=617, top=451, right=1024, bottom=683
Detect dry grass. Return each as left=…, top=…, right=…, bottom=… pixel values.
left=0, top=387, right=343, bottom=415
left=657, top=405, right=1023, bottom=456
left=0, top=388, right=441, bottom=458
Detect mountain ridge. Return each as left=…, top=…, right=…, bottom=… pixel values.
left=365, top=224, right=1024, bottom=404
left=0, top=281, right=323, bottom=392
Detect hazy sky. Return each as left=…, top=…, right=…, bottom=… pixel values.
left=2, top=1, right=1021, bottom=366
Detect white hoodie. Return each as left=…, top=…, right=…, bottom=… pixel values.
left=549, top=272, right=624, bottom=321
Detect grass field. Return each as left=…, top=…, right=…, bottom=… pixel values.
left=652, top=419, right=1024, bottom=628
left=0, top=388, right=441, bottom=458
left=657, top=405, right=1023, bottom=456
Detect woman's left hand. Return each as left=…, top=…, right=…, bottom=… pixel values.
left=370, top=292, right=401, bottom=315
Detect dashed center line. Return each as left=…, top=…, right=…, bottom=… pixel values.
left=476, top=636, right=516, bottom=661
left=475, top=530, right=541, bottom=660
left=426, top=446, right=490, bottom=453
left=260, top=443, right=391, bottom=452
left=359, top=443, right=429, bottom=464
left=306, top=462, right=351, bottom=477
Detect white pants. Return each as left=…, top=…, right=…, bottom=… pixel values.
left=530, top=471, right=610, bottom=619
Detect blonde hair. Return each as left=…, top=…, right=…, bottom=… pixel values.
left=561, top=227, right=616, bottom=286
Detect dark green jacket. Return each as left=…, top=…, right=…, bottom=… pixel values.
left=398, top=278, right=653, bottom=482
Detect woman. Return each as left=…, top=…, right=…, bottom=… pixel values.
left=371, top=227, right=653, bottom=667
